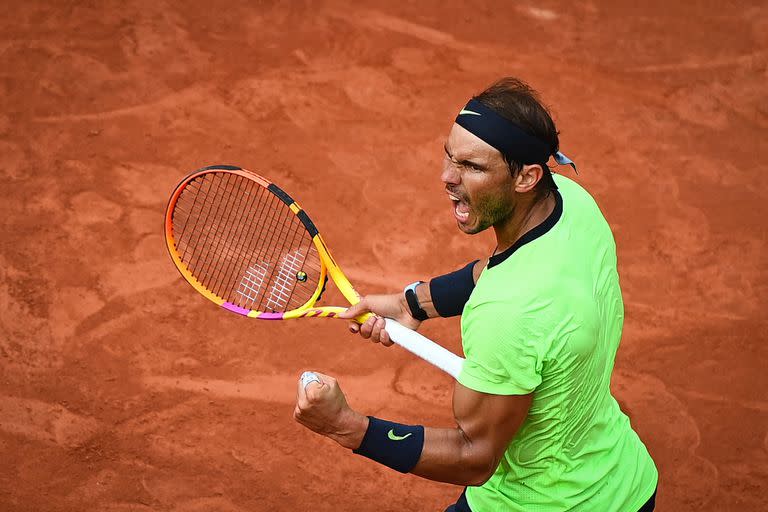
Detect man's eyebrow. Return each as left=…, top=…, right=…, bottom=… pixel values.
left=463, top=159, right=485, bottom=169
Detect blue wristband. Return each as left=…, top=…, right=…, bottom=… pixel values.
left=353, top=416, right=425, bottom=473
left=429, top=260, right=478, bottom=317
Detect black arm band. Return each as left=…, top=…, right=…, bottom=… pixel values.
left=429, top=260, right=478, bottom=317
left=353, top=416, right=425, bottom=473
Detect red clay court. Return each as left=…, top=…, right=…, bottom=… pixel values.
left=1, top=1, right=766, bottom=510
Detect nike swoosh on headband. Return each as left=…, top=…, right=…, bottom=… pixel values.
left=459, top=109, right=481, bottom=116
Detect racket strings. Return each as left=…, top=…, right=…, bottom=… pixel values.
left=194, top=173, right=238, bottom=288
left=209, top=176, right=266, bottom=300
left=179, top=174, right=318, bottom=310
left=171, top=172, right=322, bottom=312
left=223, top=181, right=275, bottom=302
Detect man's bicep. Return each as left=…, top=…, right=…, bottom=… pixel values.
left=408, top=382, right=532, bottom=485
left=453, top=382, right=532, bottom=462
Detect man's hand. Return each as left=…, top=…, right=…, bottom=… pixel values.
left=293, top=371, right=369, bottom=450
left=339, top=293, right=421, bottom=346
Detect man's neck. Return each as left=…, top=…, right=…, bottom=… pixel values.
left=492, top=191, right=556, bottom=254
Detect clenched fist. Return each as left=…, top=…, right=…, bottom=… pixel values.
left=293, top=371, right=369, bottom=450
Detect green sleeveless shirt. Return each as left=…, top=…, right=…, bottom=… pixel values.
left=459, top=175, right=657, bottom=511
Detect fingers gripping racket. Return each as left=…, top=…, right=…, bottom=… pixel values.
left=165, top=165, right=464, bottom=379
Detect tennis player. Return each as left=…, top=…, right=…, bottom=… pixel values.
left=294, top=77, right=658, bottom=511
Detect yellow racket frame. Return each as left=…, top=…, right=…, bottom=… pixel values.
left=165, top=165, right=367, bottom=321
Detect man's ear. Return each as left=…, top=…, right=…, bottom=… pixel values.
left=515, top=164, right=544, bottom=193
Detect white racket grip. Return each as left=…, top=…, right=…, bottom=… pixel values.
left=384, top=318, right=465, bottom=380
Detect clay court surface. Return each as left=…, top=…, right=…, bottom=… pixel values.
left=1, top=1, right=767, bottom=510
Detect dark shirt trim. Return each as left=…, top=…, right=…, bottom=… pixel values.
left=444, top=488, right=472, bottom=512
left=487, top=190, right=563, bottom=269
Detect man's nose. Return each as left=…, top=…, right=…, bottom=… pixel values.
left=441, top=161, right=460, bottom=185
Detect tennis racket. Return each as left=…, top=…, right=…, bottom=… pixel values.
left=165, top=164, right=464, bottom=379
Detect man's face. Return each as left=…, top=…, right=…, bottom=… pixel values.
left=442, top=123, right=517, bottom=234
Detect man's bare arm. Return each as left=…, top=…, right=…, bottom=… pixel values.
left=295, top=374, right=531, bottom=486
left=410, top=381, right=531, bottom=485
left=341, top=258, right=489, bottom=344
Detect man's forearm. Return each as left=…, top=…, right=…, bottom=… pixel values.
left=343, top=416, right=495, bottom=487
left=303, top=379, right=530, bottom=489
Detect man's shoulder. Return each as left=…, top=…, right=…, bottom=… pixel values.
left=465, top=254, right=597, bottom=324
left=554, top=174, right=610, bottom=226
left=552, top=172, right=588, bottom=197
left=465, top=273, right=564, bottom=321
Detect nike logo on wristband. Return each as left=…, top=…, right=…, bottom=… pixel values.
left=387, top=429, right=412, bottom=441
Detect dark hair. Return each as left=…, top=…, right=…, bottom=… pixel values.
left=474, top=77, right=559, bottom=193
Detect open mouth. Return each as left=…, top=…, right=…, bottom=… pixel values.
left=447, top=191, right=470, bottom=223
